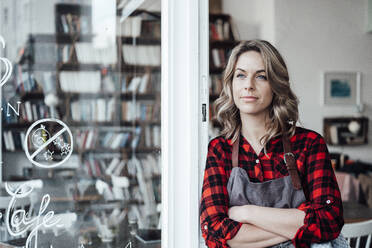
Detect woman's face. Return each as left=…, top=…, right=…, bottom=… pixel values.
left=232, top=51, right=273, bottom=118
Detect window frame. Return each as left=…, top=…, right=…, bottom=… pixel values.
left=161, top=0, right=209, bottom=247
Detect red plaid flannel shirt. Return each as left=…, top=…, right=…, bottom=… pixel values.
left=199, top=127, right=344, bottom=248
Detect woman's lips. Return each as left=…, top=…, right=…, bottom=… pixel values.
left=241, top=96, right=258, bottom=102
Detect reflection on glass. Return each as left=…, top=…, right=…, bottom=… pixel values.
left=0, top=1, right=161, bottom=247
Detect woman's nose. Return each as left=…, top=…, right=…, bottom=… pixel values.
left=244, top=77, right=255, bottom=90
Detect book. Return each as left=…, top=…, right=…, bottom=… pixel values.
left=106, top=158, right=120, bottom=175
left=60, top=71, right=101, bottom=93
left=138, top=73, right=150, bottom=93
left=212, top=49, right=221, bottom=68
left=75, top=43, right=117, bottom=64
left=24, top=101, right=33, bottom=122
left=122, top=45, right=161, bottom=66
left=113, top=160, right=126, bottom=176
left=216, top=19, right=224, bottom=40
left=70, top=98, right=116, bottom=122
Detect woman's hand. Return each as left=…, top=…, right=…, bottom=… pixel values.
left=228, top=205, right=254, bottom=223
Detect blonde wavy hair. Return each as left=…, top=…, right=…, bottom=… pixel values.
left=214, top=40, right=299, bottom=153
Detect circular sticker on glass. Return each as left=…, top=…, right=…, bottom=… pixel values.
left=24, top=118, right=73, bottom=168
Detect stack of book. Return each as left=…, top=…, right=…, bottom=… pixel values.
left=122, top=45, right=160, bottom=66
left=74, top=129, right=135, bottom=150
left=74, top=42, right=117, bottom=65
left=20, top=100, right=56, bottom=122
left=143, top=126, right=161, bottom=149
left=70, top=98, right=116, bottom=122
left=211, top=48, right=231, bottom=69
left=102, top=72, right=122, bottom=93
left=121, top=101, right=160, bottom=121
left=57, top=13, right=91, bottom=35
left=81, top=154, right=159, bottom=179
left=123, top=73, right=150, bottom=93
left=209, top=74, right=223, bottom=95
left=2, top=131, right=26, bottom=151
left=209, top=18, right=234, bottom=41
left=74, top=126, right=160, bottom=151
left=118, top=15, right=142, bottom=37
left=121, top=72, right=160, bottom=93
left=60, top=71, right=101, bottom=93
left=13, top=67, right=42, bottom=93
left=117, top=12, right=160, bottom=39
left=82, top=157, right=126, bottom=178
left=141, top=20, right=161, bottom=39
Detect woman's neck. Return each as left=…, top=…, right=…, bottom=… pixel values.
left=240, top=112, right=268, bottom=145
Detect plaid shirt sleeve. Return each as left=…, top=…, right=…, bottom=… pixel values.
left=293, top=134, right=344, bottom=248
left=199, top=138, right=242, bottom=248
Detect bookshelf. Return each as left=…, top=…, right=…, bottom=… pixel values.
left=1, top=2, right=162, bottom=242
left=209, top=13, right=239, bottom=130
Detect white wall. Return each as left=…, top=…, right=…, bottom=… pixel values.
left=223, top=0, right=372, bottom=161
left=222, top=0, right=275, bottom=42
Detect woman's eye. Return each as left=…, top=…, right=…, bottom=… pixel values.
left=257, top=75, right=267, bottom=80
left=236, top=73, right=246, bottom=78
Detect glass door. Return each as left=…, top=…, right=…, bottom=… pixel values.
left=0, top=0, right=162, bottom=247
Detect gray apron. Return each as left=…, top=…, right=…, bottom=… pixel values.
left=227, top=166, right=305, bottom=248
left=226, top=135, right=349, bottom=248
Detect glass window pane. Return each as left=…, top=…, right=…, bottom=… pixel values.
left=0, top=1, right=161, bottom=247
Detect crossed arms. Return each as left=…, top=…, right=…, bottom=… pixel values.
left=226, top=205, right=305, bottom=248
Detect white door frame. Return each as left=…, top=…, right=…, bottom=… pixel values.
left=161, top=0, right=209, bottom=247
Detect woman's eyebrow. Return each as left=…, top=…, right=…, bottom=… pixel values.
left=235, top=68, right=246, bottom=72
left=235, top=68, right=266, bottom=73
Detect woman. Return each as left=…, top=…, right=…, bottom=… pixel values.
left=199, top=40, right=344, bottom=248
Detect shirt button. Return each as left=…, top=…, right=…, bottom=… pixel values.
left=256, top=159, right=259, bottom=164
left=204, top=225, right=208, bottom=230
left=326, top=200, right=331, bottom=204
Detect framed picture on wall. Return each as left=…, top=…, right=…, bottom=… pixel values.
left=322, top=71, right=361, bottom=106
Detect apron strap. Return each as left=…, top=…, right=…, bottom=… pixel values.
left=232, top=135, right=240, bottom=168
left=282, top=135, right=302, bottom=190
left=232, top=133, right=302, bottom=190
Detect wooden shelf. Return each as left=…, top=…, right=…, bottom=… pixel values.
left=21, top=62, right=161, bottom=72
left=56, top=3, right=91, bottom=15
left=323, top=117, right=369, bottom=146
left=210, top=13, right=232, bottom=21
left=18, top=91, right=158, bottom=99
left=2, top=149, right=24, bottom=152
left=120, top=64, right=160, bottom=73
left=85, top=200, right=145, bottom=211
left=62, top=63, right=160, bottom=72
left=29, top=34, right=160, bottom=45
left=59, top=63, right=102, bottom=71
left=64, top=92, right=158, bottom=100
left=20, top=91, right=44, bottom=100
left=210, top=40, right=237, bottom=48
left=29, top=33, right=93, bottom=44
left=121, top=36, right=160, bottom=45
left=3, top=122, right=32, bottom=129
left=120, top=92, right=158, bottom=100
left=210, top=67, right=225, bottom=74
left=209, top=94, right=220, bottom=101
left=3, top=119, right=161, bottom=129
left=78, top=147, right=161, bottom=154
left=68, top=120, right=160, bottom=127
left=116, top=9, right=161, bottom=19
left=51, top=194, right=101, bottom=202
left=63, top=92, right=117, bottom=98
